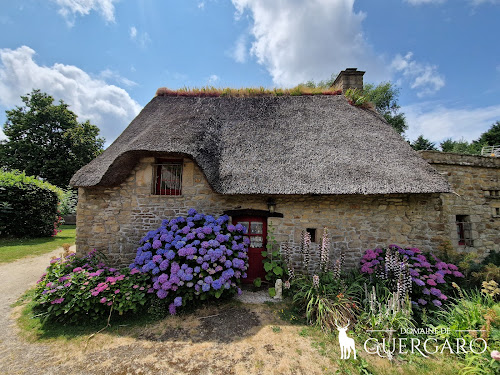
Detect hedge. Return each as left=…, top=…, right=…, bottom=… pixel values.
left=0, top=170, right=63, bottom=237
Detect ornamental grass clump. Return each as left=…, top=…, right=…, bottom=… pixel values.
left=129, top=209, right=249, bottom=315
left=34, top=250, right=153, bottom=323
left=360, top=245, right=464, bottom=309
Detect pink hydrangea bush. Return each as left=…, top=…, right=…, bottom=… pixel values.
left=34, top=250, right=153, bottom=323
left=360, top=245, right=464, bottom=308
left=129, top=209, right=250, bottom=315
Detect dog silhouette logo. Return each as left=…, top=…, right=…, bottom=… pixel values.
left=335, top=319, right=357, bottom=360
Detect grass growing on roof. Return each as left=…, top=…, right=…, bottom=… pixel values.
left=155, top=85, right=343, bottom=98
left=0, top=225, right=76, bottom=263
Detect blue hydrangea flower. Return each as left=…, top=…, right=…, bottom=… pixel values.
left=174, top=296, right=182, bottom=307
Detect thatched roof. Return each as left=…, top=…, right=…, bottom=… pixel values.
left=70, top=95, right=450, bottom=195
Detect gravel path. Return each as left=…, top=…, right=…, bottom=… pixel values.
left=0, top=248, right=67, bottom=375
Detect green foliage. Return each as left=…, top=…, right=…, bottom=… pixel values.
left=411, top=135, right=438, bottom=151
left=344, top=88, right=369, bottom=107
left=439, top=138, right=482, bottom=155
left=358, top=284, right=415, bottom=344
left=440, top=121, right=500, bottom=155
left=0, top=170, right=63, bottom=237
left=262, top=223, right=287, bottom=287
left=253, top=277, right=262, bottom=288
left=431, top=288, right=499, bottom=374
left=0, top=90, right=105, bottom=187
left=33, top=251, right=153, bottom=323
left=363, top=82, right=408, bottom=135
left=476, top=120, right=500, bottom=146
left=291, top=271, right=360, bottom=332
left=59, top=188, right=78, bottom=216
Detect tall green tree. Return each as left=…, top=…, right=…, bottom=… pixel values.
left=476, top=120, right=500, bottom=146
left=362, top=82, right=408, bottom=135
left=0, top=90, right=105, bottom=187
left=411, top=135, right=437, bottom=151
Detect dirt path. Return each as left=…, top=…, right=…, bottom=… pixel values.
left=0, top=248, right=67, bottom=375
left=0, top=250, right=333, bottom=375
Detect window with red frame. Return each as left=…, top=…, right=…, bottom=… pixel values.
left=154, top=159, right=183, bottom=195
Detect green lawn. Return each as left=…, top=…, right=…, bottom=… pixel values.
left=0, top=225, right=76, bottom=263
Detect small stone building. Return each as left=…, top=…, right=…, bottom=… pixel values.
left=71, top=70, right=469, bottom=280
left=420, top=151, right=500, bottom=258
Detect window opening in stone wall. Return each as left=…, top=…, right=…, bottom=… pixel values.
left=489, top=190, right=500, bottom=197
left=306, top=228, right=317, bottom=243
left=495, top=207, right=500, bottom=217
left=456, top=215, right=473, bottom=246
left=153, top=159, right=183, bottom=195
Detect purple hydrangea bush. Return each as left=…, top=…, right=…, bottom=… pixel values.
left=34, top=250, right=153, bottom=323
left=129, top=209, right=250, bottom=315
left=360, top=245, right=464, bottom=308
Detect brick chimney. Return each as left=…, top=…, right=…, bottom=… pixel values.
left=332, top=68, right=365, bottom=91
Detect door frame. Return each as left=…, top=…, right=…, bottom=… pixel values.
left=232, top=215, right=268, bottom=284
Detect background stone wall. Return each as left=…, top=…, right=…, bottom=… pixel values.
left=76, top=156, right=446, bottom=268
left=420, top=151, right=500, bottom=257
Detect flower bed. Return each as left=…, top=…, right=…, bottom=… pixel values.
left=34, top=250, right=153, bottom=323
left=129, top=209, right=249, bottom=314
left=360, top=245, right=464, bottom=308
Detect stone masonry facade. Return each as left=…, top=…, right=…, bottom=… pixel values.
left=420, top=151, right=500, bottom=258
left=77, top=156, right=450, bottom=269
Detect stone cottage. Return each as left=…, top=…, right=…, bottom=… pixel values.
left=71, top=69, right=463, bottom=280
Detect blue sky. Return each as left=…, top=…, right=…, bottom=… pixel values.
left=0, top=0, right=499, bottom=147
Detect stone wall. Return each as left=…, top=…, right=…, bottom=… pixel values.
left=420, top=151, right=500, bottom=257
left=76, top=156, right=446, bottom=268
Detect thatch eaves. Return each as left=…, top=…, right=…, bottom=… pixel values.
left=70, top=95, right=450, bottom=195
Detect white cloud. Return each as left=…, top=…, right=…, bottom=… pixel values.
left=129, top=26, right=151, bottom=48
left=51, top=0, right=119, bottom=25
left=129, top=26, right=137, bottom=39
left=404, top=102, right=500, bottom=144
left=391, top=52, right=445, bottom=97
left=198, top=1, right=206, bottom=10
left=405, top=0, right=446, bottom=5
left=230, top=34, right=247, bottom=63
left=207, top=74, right=219, bottom=85
left=0, top=46, right=141, bottom=145
left=230, top=0, right=387, bottom=87
left=99, top=69, right=137, bottom=87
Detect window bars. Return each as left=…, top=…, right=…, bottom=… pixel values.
left=153, top=160, right=183, bottom=195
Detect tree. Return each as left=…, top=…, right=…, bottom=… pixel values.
left=0, top=90, right=104, bottom=187
left=476, top=120, right=500, bottom=146
left=362, top=82, right=408, bottom=135
left=411, top=135, right=437, bottom=151
left=439, top=138, right=481, bottom=155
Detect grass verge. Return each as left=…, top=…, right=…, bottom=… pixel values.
left=0, top=224, right=76, bottom=263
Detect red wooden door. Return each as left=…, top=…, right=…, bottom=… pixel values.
left=233, top=216, right=267, bottom=284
